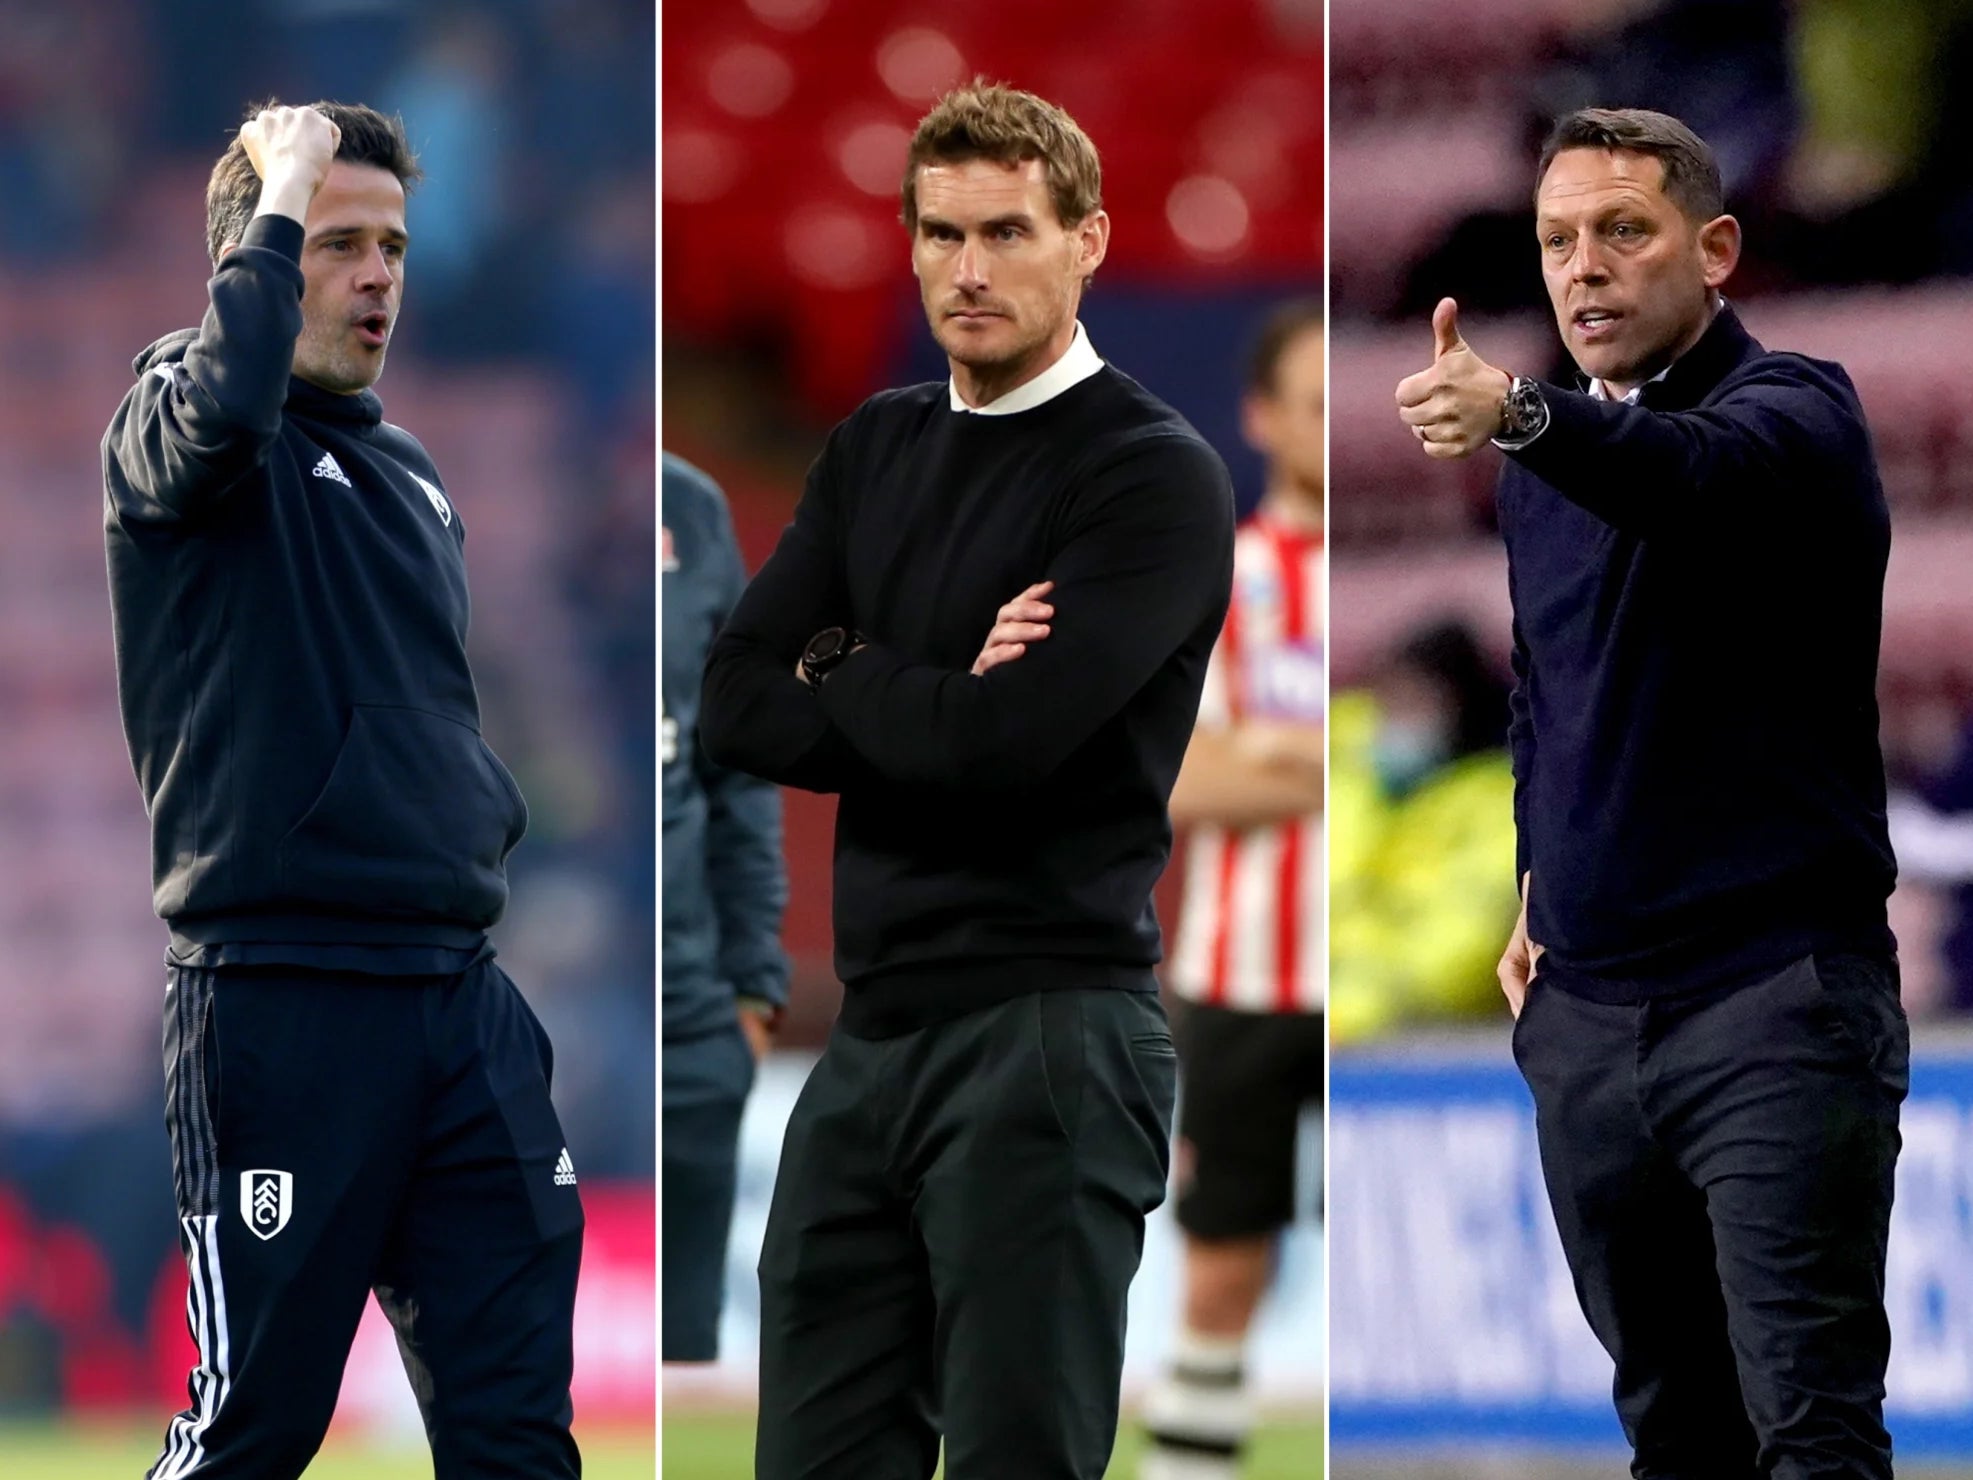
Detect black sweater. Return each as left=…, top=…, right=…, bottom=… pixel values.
left=1500, top=304, right=1896, bottom=998
left=701, top=366, right=1234, bottom=1035
left=103, top=215, right=527, bottom=967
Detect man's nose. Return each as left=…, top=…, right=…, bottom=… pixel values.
left=354, top=243, right=395, bottom=291
left=953, top=237, right=988, bottom=290
left=1569, top=236, right=1609, bottom=283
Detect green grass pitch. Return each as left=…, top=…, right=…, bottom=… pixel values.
left=0, top=1420, right=654, bottom=1478
left=1, top=1411, right=1321, bottom=1476
left=661, top=1410, right=1324, bottom=1478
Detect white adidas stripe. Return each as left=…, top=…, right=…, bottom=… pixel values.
left=156, top=1219, right=207, bottom=1476
left=152, top=1215, right=232, bottom=1478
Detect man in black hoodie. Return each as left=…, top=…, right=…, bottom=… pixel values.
left=103, top=102, right=580, bottom=1479
left=1396, top=108, right=1904, bottom=1479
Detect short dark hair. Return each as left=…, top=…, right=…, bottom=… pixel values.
left=901, top=79, right=1102, bottom=233
left=205, top=99, right=422, bottom=264
left=1246, top=298, right=1323, bottom=397
left=1535, top=108, right=1723, bottom=223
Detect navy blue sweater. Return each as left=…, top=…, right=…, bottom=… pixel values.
left=103, top=215, right=527, bottom=968
left=1500, top=304, right=1896, bottom=996
left=701, top=368, right=1233, bottom=1036
left=661, top=454, right=789, bottom=1041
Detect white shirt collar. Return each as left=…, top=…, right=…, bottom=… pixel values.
left=1588, top=362, right=1673, bottom=404
left=1589, top=297, right=1724, bottom=403
left=948, top=321, right=1104, bottom=415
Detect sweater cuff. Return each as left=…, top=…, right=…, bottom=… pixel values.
left=238, top=213, right=305, bottom=264
left=814, top=639, right=896, bottom=728
left=733, top=970, right=789, bottom=1012
left=1497, top=382, right=1628, bottom=486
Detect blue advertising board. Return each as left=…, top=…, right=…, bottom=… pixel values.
left=1331, top=1040, right=1973, bottom=1456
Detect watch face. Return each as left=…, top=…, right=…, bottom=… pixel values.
left=806, top=628, right=846, bottom=665
left=1509, top=380, right=1543, bottom=432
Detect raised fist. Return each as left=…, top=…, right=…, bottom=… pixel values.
left=239, top=105, right=342, bottom=201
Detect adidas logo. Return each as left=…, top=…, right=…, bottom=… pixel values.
left=553, top=1147, right=577, bottom=1187
left=311, top=451, right=351, bottom=487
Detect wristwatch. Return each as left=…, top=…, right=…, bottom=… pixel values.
left=800, top=626, right=862, bottom=686
left=1494, top=375, right=1550, bottom=449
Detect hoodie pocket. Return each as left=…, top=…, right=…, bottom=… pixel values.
left=276, top=704, right=528, bottom=925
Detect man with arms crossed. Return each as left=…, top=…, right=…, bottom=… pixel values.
left=702, top=81, right=1234, bottom=1480
left=1397, top=107, right=1903, bottom=1477
left=1142, top=300, right=1325, bottom=1480
left=104, top=103, right=580, bottom=1478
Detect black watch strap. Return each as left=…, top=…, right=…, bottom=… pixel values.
left=801, top=626, right=863, bottom=685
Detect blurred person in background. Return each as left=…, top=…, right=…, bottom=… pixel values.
left=701, top=80, right=1234, bottom=1480
left=1888, top=711, right=1973, bottom=1009
left=103, top=102, right=579, bottom=1477
left=377, top=8, right=509, bottom=353
left=1395, top=106, right=1903, bottom=1478
left=1139, top=300, right=1324, bottom=1480
left=660, top=451, right=788, bottom=1365
left=1779, top=0, right=1973, bottom=281
left=1327, top=621, right=1518, bottom=1045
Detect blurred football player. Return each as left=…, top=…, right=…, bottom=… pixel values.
left=1142, top=300, right=1324, bottom=1480
left=660, top=451, right=789, bottom=1364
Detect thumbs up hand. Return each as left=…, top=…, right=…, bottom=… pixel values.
left=1432, top=296, right=1466, bottom=360
left=1396, top=297, right=1515, bottom=460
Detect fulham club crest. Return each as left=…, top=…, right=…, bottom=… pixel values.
left=410, top=471, right=453, bottom=527
left=241, top=1169, right=294, bottom=1240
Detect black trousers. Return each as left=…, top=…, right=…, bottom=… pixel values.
left=1514, top=952, right=1907, bottom=1480
left=149, top=961, right=585, bottom=1480
left=662, top=1018, right=755, bottom=1361
left=755, top=987, right=1178, bottom=1480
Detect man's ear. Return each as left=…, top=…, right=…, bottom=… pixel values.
left=1076, top=208, right=1110, bottom=283
left=1698, top=213, right=1740, bottom=291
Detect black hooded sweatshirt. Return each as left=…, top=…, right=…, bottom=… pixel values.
left=102, top=214, right=526, bottom=971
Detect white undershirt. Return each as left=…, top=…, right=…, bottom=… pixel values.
left=1589, top=297, right=1724, bottom=402
left=948, top=321, right=1104, bottom=415
left=1587, top=363, right=1672, bottom=404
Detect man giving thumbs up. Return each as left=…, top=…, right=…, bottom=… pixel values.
left=1395, top=107, right=1906, bottom=1480
left=1393, top=297, right=1516, bottom=457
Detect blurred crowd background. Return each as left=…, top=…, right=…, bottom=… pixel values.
left=662, top=0, right=1322, bottom=1465
left=1329, top=0, right=1973, bottom=1041
left=0, top=0, right=653, bottom=1420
